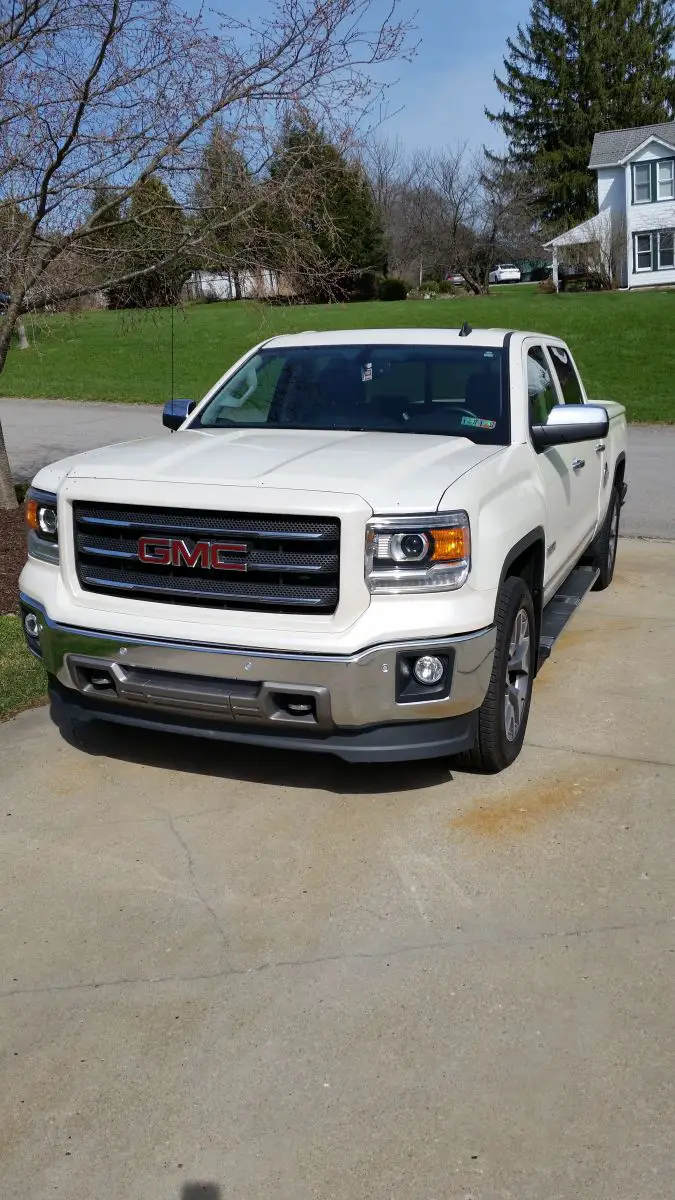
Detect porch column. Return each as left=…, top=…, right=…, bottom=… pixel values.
left=552, top=247, right=559, bottom=292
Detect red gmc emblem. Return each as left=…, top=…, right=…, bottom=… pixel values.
left=138, top=536, right=248, bottom=571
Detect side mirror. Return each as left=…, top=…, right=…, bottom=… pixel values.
left=531, top=403, right=609, bottom=451
left=162, top=398, right=196, bottom=431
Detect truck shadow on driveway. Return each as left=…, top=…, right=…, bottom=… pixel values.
left=51, top=700, right=457, bottom=797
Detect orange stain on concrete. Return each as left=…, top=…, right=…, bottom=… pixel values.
left=450, top=766, right=620, bottom=839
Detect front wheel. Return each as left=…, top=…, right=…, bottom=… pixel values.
left=459, top=576, right=535, bottom=774
left=591, top=485, right=620, bottom=591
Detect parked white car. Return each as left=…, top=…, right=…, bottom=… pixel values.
left=21, top=327, right=627, bottom=772
left=489, top=264, right=522, bottom=284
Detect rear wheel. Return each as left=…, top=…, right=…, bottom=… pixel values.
left=458, top=576, right=535, bottom=774
left=591, top=486, right=620, bottom=591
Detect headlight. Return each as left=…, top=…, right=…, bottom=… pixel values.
left=25, top=488, right=60, bottom=564
left=365, top=511, right=470, bottom=593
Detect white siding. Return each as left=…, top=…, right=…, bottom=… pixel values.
left=629, top=198, right=675, bottom=233
left=631, top=138, right=675, bottom=163
left=597, top=167, right=624, bottom=214
left=628, top=264, right=675, bottom=288
left=624, top=144, right=675, bottom=287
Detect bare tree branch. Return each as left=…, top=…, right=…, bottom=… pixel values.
left=0, top=0, right=413, bottom=505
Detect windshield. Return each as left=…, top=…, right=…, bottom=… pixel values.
left=194, top=344, right=509, bottom=446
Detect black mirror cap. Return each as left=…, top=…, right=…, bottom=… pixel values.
left=532, top=412, right=609, bottom=451
left=163, top=398, right=196, bottom=431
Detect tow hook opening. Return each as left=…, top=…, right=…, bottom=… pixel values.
left=75, top=665, right=118, bottom=696
left=270, top=692, right=318, bottom=722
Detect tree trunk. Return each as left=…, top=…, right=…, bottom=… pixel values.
left=16, top=320, right=29, bottom=350
left=0, top=285, right=28, bottom=509
left=0, top=421, right=16, bottom=509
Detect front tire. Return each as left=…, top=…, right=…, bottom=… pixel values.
left=591, top=485, right=620, bottom=591
left=459, top=576, right=535, bottom=774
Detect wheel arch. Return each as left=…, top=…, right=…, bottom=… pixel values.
left=613, top=451, right=627, bottom=496
left=497, top=528, right=546, bottom=674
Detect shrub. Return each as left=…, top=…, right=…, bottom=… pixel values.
left=437, top=280, right=456, bottom=294
left=378, top=277, right=408, bottom=301
left=350, top=272, right=381, bottom=302
left=537, top=277, right=556, bottom=293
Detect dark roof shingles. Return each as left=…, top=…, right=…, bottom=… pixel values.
left=589, top=121, right=675, bottom=168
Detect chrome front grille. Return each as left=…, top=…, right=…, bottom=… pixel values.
left=73, top=502, right=341, bottom=614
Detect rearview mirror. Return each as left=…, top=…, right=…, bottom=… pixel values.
left=531, top=403, right=609, bottom=451
left=162, top=398, right=196, bottom=431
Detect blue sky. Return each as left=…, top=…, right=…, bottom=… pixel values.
left=382, top=0, right=530, bottom=151
left=186, top=0, right=531, bottom=152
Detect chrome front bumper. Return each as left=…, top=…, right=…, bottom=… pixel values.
left=21, top=594, right=496, bottom=759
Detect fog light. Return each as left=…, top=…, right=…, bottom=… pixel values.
left=412, top=655, right=444, bottom=685
left=24, top=612, right=40, bottom=639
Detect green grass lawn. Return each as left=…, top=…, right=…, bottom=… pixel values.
left=2, top=287, right=674, bottom=421
left=0, top=615, right=46, bottom=720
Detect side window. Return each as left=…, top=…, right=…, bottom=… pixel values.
left=201, top=354, right=283, bottom=426
left=547, top=345, right=584, bottom=404
left=527, top=346, right=558, bottom=425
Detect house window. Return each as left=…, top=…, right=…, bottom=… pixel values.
left=635, top=233, right=653, bottom=270
left=659, top=231, right=675, bottom=269
left=657, top=160, right=675, bottom=201
left=633, top=158, right=675, bottom=204
left=634, top=163, right=652, bottom=203
left=633, top=231, right=675, bottom=272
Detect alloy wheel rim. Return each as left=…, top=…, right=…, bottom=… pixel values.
left=504, top=608, right=531, bottom=743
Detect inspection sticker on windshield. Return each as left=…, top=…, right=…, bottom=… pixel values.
left=361, top=362, right=373, bottom=382
left=461, top=415, right=496, bottom=430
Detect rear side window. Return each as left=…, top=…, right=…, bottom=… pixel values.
left=527, top=347, right=558, bottom=424
left=548, top=345, right=584, bottom=405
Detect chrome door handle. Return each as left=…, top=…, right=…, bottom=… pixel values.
left=595, top=442, right=606, bottom=453
left=571, top=457, right=585, bottom=471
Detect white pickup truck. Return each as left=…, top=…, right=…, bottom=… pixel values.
left=20, top=326, right=627, bottom=772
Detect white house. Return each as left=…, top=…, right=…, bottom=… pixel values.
left=546, top=120, right=675, bottom=290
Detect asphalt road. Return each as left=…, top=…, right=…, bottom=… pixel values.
left=2, top=538, right=675, bottom=1199
left=1, top=397, right=674, bottom=538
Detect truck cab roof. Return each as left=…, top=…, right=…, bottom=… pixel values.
left=262, top=328, right=568, bottom=350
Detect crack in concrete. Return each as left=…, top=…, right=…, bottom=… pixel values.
left=2, top=913, right=673, bottom=1002
left=525, top=742, right=675, bottom=769
left=165, top=814, right=230, bottom=955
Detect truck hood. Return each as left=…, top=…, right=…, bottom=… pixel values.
left=40, top=428, right=504, bottom=513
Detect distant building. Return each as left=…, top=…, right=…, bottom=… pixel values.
left=545, top=120, right=675, bottom=290
left=184, top=269, right=293, bottom=302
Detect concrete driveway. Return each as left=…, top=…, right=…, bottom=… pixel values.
left=2, top=397, right=675, bottom=538
left=1, top=538, right=674, bottom=1200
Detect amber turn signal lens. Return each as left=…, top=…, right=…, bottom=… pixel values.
left=25, top=499, right=39, bottom=531
left=430, top=527, right=470, bottom=562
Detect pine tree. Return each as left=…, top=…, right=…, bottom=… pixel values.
left=193, top=127, right=256, bottom=297
left=488, top=0, right=675, bottom=226
left=267, top=115, right=385, bottom=299
left=106, top=177, right=188, bottom=309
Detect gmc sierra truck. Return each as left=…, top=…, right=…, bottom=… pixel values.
left=20, top=326, right=627, bottom=772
